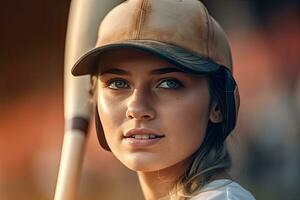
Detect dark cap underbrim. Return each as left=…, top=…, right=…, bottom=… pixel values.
left=71, top=40, right=221, bottom=76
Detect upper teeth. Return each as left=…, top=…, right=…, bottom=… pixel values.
left=131, top=134, right=158, bottom=139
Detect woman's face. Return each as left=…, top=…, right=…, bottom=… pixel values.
left=97, top=49, right=213, bottom=172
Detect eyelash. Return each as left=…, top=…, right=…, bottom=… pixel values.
left=106, top=78, right=183, bottom=90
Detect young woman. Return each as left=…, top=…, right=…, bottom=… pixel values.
left=71, top=0, right=256, bottom=199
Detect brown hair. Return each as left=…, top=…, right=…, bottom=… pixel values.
left=168, top=69, right=232, bottom=199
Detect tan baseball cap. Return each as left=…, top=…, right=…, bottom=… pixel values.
left=71, top=0, right=233, bottom=76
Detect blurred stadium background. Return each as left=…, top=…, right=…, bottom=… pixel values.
left=0, top=0, right=299, bottom=199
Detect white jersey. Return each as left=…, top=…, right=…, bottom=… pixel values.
left=190, top=179, right=256, bottom=200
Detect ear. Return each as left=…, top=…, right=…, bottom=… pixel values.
left=209, top=102, right=223, bottom=123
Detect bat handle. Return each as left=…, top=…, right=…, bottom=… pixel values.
left=54, top=117, right=89, bottom=200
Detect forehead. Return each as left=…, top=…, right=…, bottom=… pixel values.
left=97, top=48, right=178, bottom=73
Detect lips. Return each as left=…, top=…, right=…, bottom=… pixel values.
left=123, top=128, right=164, bottom=148
left=123, top=128, right=164, bottom=139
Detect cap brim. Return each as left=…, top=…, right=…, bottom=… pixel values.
left=71, top=40, right=221, bottom=76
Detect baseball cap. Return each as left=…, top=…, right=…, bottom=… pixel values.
left=71, top=0, right=233, bottom=76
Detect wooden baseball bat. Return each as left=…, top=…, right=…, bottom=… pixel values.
left=54, top=1, right=124, bottom=199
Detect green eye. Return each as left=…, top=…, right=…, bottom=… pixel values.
left=108, top=79, right=129, bottom=89
left=159, top=79, right=183, bottom=89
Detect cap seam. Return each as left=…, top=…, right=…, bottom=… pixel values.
left=203, top=5, right=211, bottom=58
left=136, top=0, right=148, bottom=39
left=133, top=0, right=142, bottom=39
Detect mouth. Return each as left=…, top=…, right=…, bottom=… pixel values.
left=123, top=128, right=165, bottom=139
left=124, top=134, right=164, bottom=139
left=122, top=128, right=164, bottom=148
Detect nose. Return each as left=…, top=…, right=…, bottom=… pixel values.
left=126, top=89, right=156, bottom=121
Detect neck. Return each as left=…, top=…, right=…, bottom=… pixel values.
left=137, top=161, right=187, bottom=200
left=137, top=164, right=231, bottom=200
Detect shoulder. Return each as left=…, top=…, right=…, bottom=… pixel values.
left=190, top=179, right=256, bottom=200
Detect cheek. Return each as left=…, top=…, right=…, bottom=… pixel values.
left=97, top=92, right=125, bottom=143
left=159, top=91, right=210, bottom=153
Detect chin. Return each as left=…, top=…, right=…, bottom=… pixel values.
left=117, top=151, right=169, bottom=172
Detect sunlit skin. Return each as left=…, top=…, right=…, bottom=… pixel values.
left=96, top=48, right=222, bottom=200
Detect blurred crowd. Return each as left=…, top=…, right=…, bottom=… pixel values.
left=0, top=0, right=299, bottom=199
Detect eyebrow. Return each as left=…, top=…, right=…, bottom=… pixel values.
left=99, top=67, right=186, bottom=76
